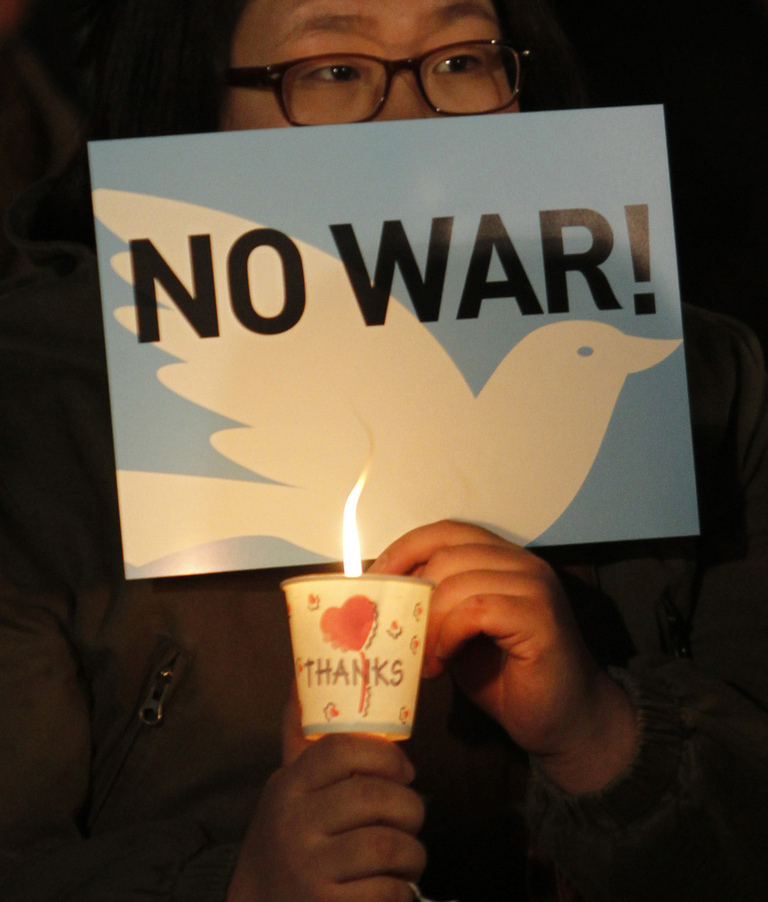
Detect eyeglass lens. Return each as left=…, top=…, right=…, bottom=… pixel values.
left=282, top=43, right=519, bottom=125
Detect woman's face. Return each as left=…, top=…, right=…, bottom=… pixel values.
left=221, top=0, right=513, bottom=130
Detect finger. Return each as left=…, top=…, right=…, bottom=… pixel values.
left=419, top=542, right=542, bottom=588
left=424, top=568, right=558, bottom=661
left=326, top=825, right=427, bottom=884
left=431, top=591, right=535, bottom=665
left=307, top=775, right=425, bottom=837
left=417, top=545, right=551, bottom=677
left=291, top=732, right=416, bottom=793
left=368, top=519, right=510, bottom=576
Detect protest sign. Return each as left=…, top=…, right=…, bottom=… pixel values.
left=88, top=105, right=699, bottom=578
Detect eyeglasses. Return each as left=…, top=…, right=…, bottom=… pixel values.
left=225, top=40, right=528, bottom=126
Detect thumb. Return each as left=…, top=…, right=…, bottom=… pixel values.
left=282, top=684, right=312, bottom=765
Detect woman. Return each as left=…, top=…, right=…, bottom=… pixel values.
left=1, top=1, right=767, bottom=900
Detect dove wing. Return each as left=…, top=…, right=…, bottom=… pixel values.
left=94, top=190, right=478, bottom=566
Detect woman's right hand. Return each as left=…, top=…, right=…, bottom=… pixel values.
left=227, top=714, right=426, bottom=902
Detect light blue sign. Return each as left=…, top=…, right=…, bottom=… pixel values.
left=89, top=105, right=699, bottom=579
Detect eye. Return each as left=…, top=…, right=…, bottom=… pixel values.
left=303, top=63, right=361, bottom=83
left=432, top=53, right=483, bottom=75
left=577, top=346, right=594, bottom=357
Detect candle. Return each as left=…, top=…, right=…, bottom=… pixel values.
left=281, top=457, right=432, bottom=740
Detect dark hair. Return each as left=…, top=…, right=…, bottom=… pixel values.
left=73, top=0, right=585, bottom=140
left=491, top=0, right=587, bottom=110
left=72, top=0, right=251, bottom=138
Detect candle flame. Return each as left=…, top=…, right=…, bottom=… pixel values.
left=343, top=451, right=372, bottom=577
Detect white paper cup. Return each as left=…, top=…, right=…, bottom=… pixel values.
left=281, top=573, right=432, bottom=740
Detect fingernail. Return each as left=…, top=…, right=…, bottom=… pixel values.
left=420, top=656, right=445, bottom=680
left=421, top=658, right=437, bottom=679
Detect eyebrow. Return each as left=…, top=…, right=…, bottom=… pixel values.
left=283, top=1, right=499, bottom=42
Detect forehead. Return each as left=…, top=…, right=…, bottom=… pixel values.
left=234, top=0, right=501, bottom=55
left=274, top=0, right=500, bottom=22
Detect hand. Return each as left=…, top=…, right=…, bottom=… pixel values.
left=227, top=691, right=426, bottom=902
left=369, top=520, right=637, bottom=793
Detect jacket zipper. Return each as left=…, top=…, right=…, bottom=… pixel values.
left=88, top=646, right=186, bottom=829
left=138, top=658, right=177, bottom=726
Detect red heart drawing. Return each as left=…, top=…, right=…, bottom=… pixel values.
left=320, top=595, right=377, bottom=652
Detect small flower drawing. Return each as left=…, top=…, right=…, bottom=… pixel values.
left=387, top=621, right=403, bottom=639
left=413, top=602, right=424, bottom=621
left=410, top=636, right=421, bottom=655
left=308, top=593, right=321, bottom=611
left=324, top=702, right=340, bottom=722
left=399, top=707, right=411, bottom=724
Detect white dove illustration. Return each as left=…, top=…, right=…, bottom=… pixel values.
left=93, top=190, right=681, bottom=570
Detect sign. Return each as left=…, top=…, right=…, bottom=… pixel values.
left=88, top=105, right=699, bottom=579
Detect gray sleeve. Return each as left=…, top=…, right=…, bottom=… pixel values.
left=527, top=663, right=768, bottom=901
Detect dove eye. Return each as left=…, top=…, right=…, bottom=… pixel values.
left=578, top=346, right=594, bottom=357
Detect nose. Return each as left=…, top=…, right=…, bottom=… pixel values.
left=375, top=69, right=438, bottom=122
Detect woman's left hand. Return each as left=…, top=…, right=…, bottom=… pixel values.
left=368, top=520, right=637, bottom=794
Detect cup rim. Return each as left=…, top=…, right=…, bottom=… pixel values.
left=280, top=572, right=433, bottom=590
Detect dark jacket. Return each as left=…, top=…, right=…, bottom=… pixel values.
left=1, top=175, right=768, bottom=901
